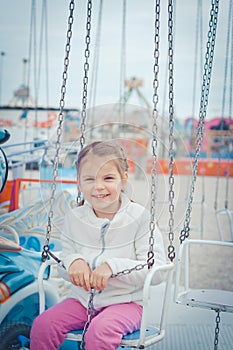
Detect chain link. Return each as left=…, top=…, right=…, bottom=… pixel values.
left=180, top=0, right=219, bottom=244
left=214, top=310, right=221, bottom=350
left=111, top=262, right=149, bottom=278
left=42, top=0, right=75, bottom=262
left=167, top=0, right=175, bottom=262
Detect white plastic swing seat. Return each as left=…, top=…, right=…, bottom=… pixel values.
left=176, top=289, right=233, bottom=313
left=38, top=260, right=174, bottom=349
left=65, top=326, right=163, bottom=347
left=174, top=239, right=233, bottom=313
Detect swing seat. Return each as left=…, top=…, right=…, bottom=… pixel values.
left=38, top=260, right=174, bottom=349
left=176, top=289, right=233, bottom=313
left=174, top=239, right=233, bottom=313
left=64, top=326, right=161, bottom=348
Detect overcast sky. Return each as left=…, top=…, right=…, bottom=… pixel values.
left=0, top=0, right=231, bottom=121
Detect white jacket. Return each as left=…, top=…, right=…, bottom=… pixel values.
left=58, top=193, right=166, bottom=310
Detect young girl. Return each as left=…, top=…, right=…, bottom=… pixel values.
left=30, top=140, right=166, bottom=350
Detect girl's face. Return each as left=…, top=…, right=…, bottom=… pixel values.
left=78, top=154, right=128, bottom=220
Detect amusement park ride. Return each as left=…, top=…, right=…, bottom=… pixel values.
left=0, top=0, right=233, bottom=349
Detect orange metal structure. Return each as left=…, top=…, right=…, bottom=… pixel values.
left=0, top=178, right=77, bottom=212
left=147, top=158, right=233, bottom=177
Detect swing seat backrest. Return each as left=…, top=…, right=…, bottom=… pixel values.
left=215, top=208, right=233, bottom=242
left=174, top=239, right=233, bottom=313
left=38, top=260, right=174, bottom=349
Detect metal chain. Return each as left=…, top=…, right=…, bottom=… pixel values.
left=112, top=262, right=149, bottom=278
left=77, top=0, right=92, bottom=206
left=80, top=289, right=95, bottom=350
left=179, top=0, right=219, bottom=244
left=167, top=0, right=175, bottom=262
left=80, top=0, right=92, bottom=150
left=146, top=0, right=160, bottom=270
left=214, top=310, right=221, bottom=350
left=42, top=0, right=75, bottom=262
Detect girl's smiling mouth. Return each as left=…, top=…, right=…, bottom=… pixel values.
left=92, top=194, right=110, bottom=199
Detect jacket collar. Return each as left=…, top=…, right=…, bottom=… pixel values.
left=83, top=192, right=130, bottom=226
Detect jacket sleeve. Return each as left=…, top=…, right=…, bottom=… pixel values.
left=104, top=214, right=166, bottom=287
left=57, top=209, right=86, bottom=281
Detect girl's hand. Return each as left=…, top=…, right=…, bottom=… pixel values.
left=90, top=262, right=112, bottom=290
left=68, top=259, right=92, bottom=291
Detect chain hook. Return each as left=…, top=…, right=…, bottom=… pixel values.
left=167, top=245, right=175, bottom=262
left=41, top=244, right=49, bottom=262
left=147, top=251, right=155, bottom=269
left=180, top=226, right=190, bottom=244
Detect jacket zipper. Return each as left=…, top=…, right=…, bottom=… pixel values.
left=91, top=219, right=110, bottom=270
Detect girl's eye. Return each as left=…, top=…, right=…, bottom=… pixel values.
left=105, top=176, right=114, bottom=181
left=85, top=178, right=94, bottom=181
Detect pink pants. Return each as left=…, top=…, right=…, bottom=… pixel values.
left=30, top=298, right=142, bottom=350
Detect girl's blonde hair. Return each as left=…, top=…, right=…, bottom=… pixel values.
left=76, top=140, right=129, bottom=176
